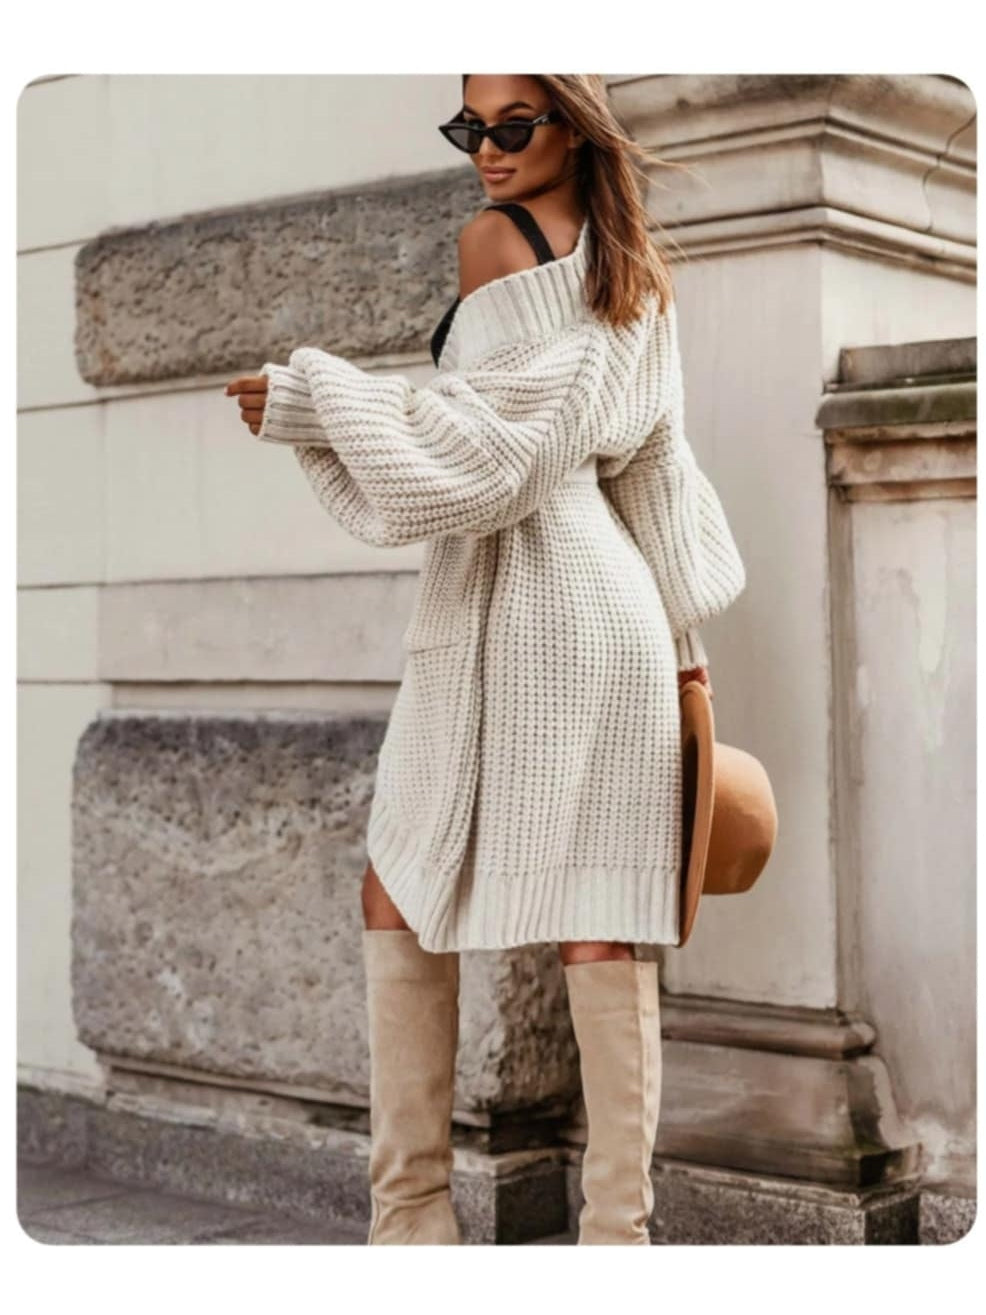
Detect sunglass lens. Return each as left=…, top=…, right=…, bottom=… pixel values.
left=444, top=123, right=482, bottom=154
left=493, top=123, right=533, bottom=152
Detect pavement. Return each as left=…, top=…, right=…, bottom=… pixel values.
left=17, top=1160, right=576, bottom=1246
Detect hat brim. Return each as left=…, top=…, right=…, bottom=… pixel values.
left=678, top=681, right=716, bottom=947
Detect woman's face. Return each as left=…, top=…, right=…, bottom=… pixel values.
left=460, top=75, right=581, bottom=200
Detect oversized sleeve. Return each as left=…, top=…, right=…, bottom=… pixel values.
left=254, top=324, right=608, bottom=548
left=598, top=301, right=746, bottom=671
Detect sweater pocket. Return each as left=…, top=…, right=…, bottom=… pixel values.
left=401, top=535, right=477, bottom=652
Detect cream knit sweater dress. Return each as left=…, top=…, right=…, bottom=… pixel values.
left=256, top=216, right=747, bottom=953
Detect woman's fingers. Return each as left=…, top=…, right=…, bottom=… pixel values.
left=224, top=375, right=269, bottom=431
left=225, top=375, right=268, bottom=396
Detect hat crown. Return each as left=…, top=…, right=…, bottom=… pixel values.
left=707, top=744, right=777, bottom=893
left=678, top=682, right=778, bottom=944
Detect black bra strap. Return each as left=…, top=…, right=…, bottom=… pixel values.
left=483, top=202, right=556, bottom=264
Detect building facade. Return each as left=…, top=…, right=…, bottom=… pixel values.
left=17, top=73, right=976, bottom=1243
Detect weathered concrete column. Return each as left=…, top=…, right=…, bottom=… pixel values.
left=818, top=336, right=976, bottom=1212
left=607, top=74, right=975, bottom=1237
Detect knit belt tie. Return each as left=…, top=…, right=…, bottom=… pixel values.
left=563, top=454, right=598, bottom=485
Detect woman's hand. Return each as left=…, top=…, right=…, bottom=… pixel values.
left=679, top=666, right=713, bottom=700
left=224, top=374, right=269, bottom=435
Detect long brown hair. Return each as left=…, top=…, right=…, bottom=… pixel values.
left=461, top=74, right=693, bottom=326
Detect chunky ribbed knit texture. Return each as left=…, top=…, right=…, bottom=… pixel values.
left=255, top=218, right=746, bottom=951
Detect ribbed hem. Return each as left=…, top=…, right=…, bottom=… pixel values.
left=674, top=627, right=708, bottom=670
left=256, top=362, right=326, bottom=445
left=367, top=791, right=681, bottom=954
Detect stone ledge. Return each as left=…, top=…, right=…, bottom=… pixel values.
left=817, top=380, right=975, bottom=432
left=17, top=1083, right=568, bottom=1246
left=635, top=1158, right=924, bottom=1244
left=22, top=1083, right=966, bottom=1245
left=818, top=334, right=976, bottom=498
left=836, top=336, right=976, bottom=388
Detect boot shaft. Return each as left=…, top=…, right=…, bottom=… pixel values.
left=564, top=957, right=663, bottom=1245
left=363, top=929, right=462, bottom=1245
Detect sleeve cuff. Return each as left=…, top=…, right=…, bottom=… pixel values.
left=256, top=361, right=329, bottom=446
left=674, top=627, right=708, bottom=670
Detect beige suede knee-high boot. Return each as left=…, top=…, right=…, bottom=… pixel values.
left=362, top=928, right=461, bottom=1245
left=564, top=957, right=663, bottom=1245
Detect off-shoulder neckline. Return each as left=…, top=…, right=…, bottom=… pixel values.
left=437, top=216, right=592, bottom=373
left=457, top=214, right=589, bottom=314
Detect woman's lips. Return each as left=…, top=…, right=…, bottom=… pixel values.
left=482, top=169, right=514, bottom=181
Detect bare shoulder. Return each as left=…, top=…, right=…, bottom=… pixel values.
left=456, top=208, right=540, bottom=301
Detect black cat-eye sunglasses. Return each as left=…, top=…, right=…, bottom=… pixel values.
left=438, top=110, right=562, bottom=155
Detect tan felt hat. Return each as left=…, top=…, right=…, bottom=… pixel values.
left=678, top=681, right=779, bottom=948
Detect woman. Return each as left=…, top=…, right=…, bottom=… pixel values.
left=225, top=74, right=746, bottom=1246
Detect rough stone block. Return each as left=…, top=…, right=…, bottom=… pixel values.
left=71, top=712, right=581, bottom=1119
left=75, top=167, right=481, bottom=386
left=918, top=1185, right=977, bottom=1245
left=566, top=1155, right=922, bottom=1245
